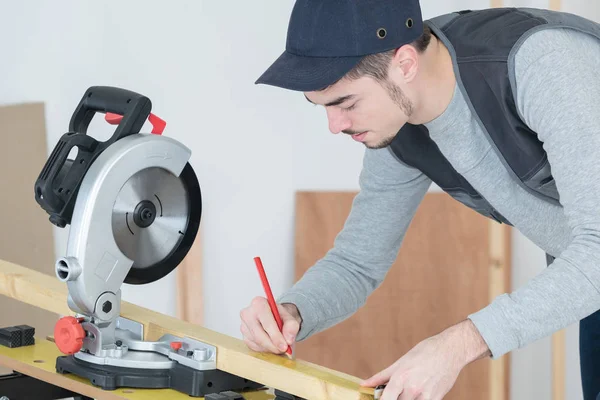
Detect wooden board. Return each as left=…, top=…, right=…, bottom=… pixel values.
left=0, top=338, right=273, bottom=400
left=545, top=0, right=565, bottom=398
left=0, top=103, right=57, bottom=341
left=294, top=191, right=511, bottom=400
left=549, top=0, right=562, bottom=12
left=486, top=3, right=511, bottom=395
left=488, top=219, right=511, bottom=400
left=0, top=258, right=375, bottom=400
left=176, top=229, right=203, bottom=325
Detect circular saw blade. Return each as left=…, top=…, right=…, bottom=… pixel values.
left=111, top=163, right=201, bottom=284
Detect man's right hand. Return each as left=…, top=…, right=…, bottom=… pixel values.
left=240, top=297, right=302, bottom=354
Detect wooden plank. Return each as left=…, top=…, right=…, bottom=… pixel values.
left=0, top=258, right=374, bottom=400
left=549, top=0, right=561, bottom=11
left=552, top=329, right=566, bottom=400
left=176, top=230, right=203, bottom=324
left=545, top=0, right=565, bottom=396
left=0, top=338, right=273, bottom=399
left=490, top=0, right=565, bottom=397
left=488, top=220, right=511, bottom=400
left=294, top=191, right=511, bottom=400
left=0, top=103, right=58, bottom=343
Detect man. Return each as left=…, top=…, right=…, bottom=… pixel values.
left=240, top=1, right=600, bottom=399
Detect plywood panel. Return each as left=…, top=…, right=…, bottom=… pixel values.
left=0, top=103, right=57, bottom=340
left=294, top=191, right=511, bottom=400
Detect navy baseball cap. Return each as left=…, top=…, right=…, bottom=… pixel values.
left=255, top=0, right=423, bottom=92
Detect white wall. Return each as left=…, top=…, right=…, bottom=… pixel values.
left=0, top=1, right=596, bottom=399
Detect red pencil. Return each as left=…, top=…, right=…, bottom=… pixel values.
left=253, top=256, right=293, bottom=356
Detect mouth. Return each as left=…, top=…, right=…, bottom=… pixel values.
left=351, top=131, right=368, bottom=142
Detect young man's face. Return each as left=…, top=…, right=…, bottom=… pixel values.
left=304, top=74, right=413, bottom=149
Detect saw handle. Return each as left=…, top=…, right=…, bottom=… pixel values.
left=69, top=86, right=152, bottom=141
left=34, top=86, right=154, bottom=228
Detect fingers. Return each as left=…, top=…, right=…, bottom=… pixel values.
left=381, top=381, right=424, bottom=400
left=240, top=296, right=298, bottom=354
left=260, top=303, right=290, bottom=353
left=241, top=298, right=282, bottom=353
left=241, top=321, right=262, bottom=352
left=414, top=393, right=432, bottom=400
left=390, top=381, right=425, bottom=400
left=361, top=365, right=408, bottom=400
left=397, top=385, right=422, bottom=400
left=381, top=379, right=403, bottom=400
left=361, top=364, right=394, bottom=388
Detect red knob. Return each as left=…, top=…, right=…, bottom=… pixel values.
left=170, top=341, right=182, bottom=351
left=54, top=316, right=85, bottom=355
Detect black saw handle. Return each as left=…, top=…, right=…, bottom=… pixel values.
left=34, top=86, right=153, bottom=228
left=69, top=86, right=151, bottom=139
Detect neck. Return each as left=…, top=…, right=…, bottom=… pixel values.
left=408, top=34, right=456, bottom=125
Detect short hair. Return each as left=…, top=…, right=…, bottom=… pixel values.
left=341, top=24, right=433, bottom=83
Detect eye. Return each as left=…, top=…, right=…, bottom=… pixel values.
left=344, top=102, right=357, bottom=111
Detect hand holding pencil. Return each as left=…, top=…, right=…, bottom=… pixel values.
left=239, top=256, right=301, bottom=357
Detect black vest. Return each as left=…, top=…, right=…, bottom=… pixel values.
left=389, top=7, right=600, bottom=225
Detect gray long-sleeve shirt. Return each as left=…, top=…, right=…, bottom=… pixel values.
left=277, top=26, right=600, bottom=359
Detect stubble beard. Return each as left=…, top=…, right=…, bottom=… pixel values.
left=365, top=79, right=414, bottom=150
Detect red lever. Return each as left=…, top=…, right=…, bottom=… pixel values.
left=54, top=316, right=85, bottom=355
left=105, top=112, right=166, bottom=135
left=147, top=113, right=166, bottom=135
left=104, top=112, right=123, bottom=125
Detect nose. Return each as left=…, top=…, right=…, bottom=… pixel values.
left=325, top=107, right=351, bottom=134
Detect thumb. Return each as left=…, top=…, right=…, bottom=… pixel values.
left=280, top=312, right=300, bottom=345
left=360, top=365, right=394, bottom=387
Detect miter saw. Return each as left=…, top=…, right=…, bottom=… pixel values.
left=33, top=86, right=264, bottom=397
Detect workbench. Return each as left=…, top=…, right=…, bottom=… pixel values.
left=0, top=337, right=273, bottom=400
left=0, top=259, right=374, bottom=400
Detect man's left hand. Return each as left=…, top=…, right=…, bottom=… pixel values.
left=361, top=319, right=491, bottom=400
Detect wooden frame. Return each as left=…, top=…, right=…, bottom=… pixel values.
left=0, top=258, right=374, bottom=400
left=176, top=230, right=203, bottom=325
left=488, top=0, right=566, bottom=399
left=545, top=0, right=565, bottom=398
left=488, top=220, right=511, bottom=400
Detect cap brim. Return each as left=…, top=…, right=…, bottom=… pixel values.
left=255, top=50, right=362, bottom=92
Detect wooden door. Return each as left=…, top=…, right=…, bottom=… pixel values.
left=294, top=191, right=511, bottom=400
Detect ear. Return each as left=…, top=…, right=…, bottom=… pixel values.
left=391, top=44, right=419, bottom=82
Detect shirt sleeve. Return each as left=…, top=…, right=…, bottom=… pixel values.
left=278, top=147, right=431, bottom=341
left=468, top=28, right=600, bottom=358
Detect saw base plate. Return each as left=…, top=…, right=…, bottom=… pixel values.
left=56, top=354, right=265, bottom=397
